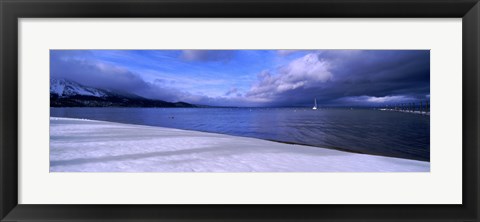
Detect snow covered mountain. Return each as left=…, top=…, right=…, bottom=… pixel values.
left=50, top=78, right=109, bottom=97
left=50, top=78, right=195, bottom=108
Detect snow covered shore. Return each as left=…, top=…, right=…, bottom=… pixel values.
left=50, top=117, right=429, bottom=172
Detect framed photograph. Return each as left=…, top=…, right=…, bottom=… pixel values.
left=1, top=0, right=479, bottom=221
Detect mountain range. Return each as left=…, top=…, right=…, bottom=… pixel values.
left=50, top=78, right=196, bottom=108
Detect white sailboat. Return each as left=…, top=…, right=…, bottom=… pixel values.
left=312, top=98, right=317, bottom=110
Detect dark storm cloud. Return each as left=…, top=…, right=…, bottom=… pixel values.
left=245, top=50, right=430, bottom=107
left=51, top=51, right=147, bottom=92
left=50, top=51, right=189, bottom=101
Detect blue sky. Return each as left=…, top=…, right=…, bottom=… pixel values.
left=50, top=50, right=430, bottom=107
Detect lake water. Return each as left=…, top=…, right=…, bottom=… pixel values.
left=51, top=107, right=430, bottom=161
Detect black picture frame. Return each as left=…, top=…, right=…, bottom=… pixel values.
left=1, top=0, right=479, bottom=221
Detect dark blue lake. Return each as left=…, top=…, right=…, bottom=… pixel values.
left=50, top=107, right=430, bottom=161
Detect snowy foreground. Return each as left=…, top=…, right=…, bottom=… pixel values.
left=50, top=117, right=429, bottom=172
